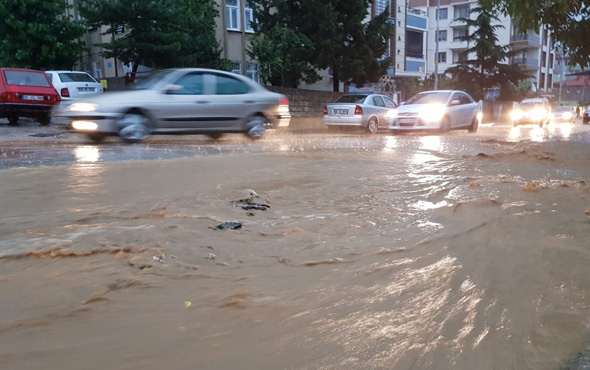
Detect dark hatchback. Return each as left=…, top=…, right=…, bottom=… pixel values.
left=583, top=106, right=590, bottom=125
left=0, top=68, right=61, bottom=125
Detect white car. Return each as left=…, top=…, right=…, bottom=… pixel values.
left=51, top=68, right=291, bottom=143
left=45, top=71, right=104, bottom=100
left=323, top=94, right=398, bottom=134
left=510, top=97, right=551, bottom=127
left=389, top=90, right=482, bottom=133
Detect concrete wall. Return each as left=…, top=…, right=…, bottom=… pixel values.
left=267, top=86, right=344, bottom=118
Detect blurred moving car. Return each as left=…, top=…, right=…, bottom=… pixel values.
left=583, top=106, right=590, bottom=125
left=0, top=68, right=61, bottom=126
left=52, top=68, right=291, bottom=143
left=551, top=106, right=576, bottom=124
left=388, top=90, right=481, bottom=133
left=510, top=97, right=551, bottom=127
left=323, top=94, right=397, bottom=134
left=45, top=71, right=104, bottom=100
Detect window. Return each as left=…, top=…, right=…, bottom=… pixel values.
left=244, top=5, right=255, bottom=32
left=4, top=70, right=50, bottom=87
left=436, top=8, right=448, bottom=20
left=384, top=97, right=397, bottom=108
left=455, top=5, right=470, bottom=19
left=92, top=61, right=103, bottom=79
left=454, top=28, right=468, bottom=41
left=229, top=61, right=241, bottom=75
left=172, top=73, right=204, bottom=95
left=436, top=30, right=447, bottom=42
left=438, top=52, right=447, bottom=63
left=58, top=72, right=97, bottom=83
left=406, top=30, right=424, bottom=58
left=372, top=96, right=385, bottom=107
left=215, top=74, right=250, bottom=95
left=226, top=0, right=240, bottom=31
left=246, top=63, right=259, bottom=83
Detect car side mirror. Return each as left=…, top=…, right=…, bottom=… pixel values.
left=450, top=99, right=461, bottom=106
left=164, top=84, right=182, bottom=94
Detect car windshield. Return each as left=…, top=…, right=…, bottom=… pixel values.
left=130, top=70, right=175, bottom=90
left=406, top=92, right=450, bottom=105
left=520, top=103, right=543, bottom=111
left=58, top=72, right=97, bottom=83
left=335, top=95, right=368, bottom=104
left=4, top=70, right=50, bottom=87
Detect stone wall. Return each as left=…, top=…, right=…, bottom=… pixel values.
left=266, top=86, right=343, bottom=118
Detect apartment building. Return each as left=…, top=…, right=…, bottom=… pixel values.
left=410, top=0, right=560, bottom=93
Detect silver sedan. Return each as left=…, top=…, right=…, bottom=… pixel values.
left=323, top=94, right=398, bottom=134
left=52, top=68, right=291, bottom=143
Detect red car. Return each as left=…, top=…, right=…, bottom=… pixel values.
left=0, top=68, right=61, bottom=126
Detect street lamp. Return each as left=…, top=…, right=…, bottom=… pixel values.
left=434, top=0, right=440, bottom=90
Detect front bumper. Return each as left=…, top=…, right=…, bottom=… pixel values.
left=1, top=102, right=54, bottom=117
left=389, top=117, right=441, bottom=130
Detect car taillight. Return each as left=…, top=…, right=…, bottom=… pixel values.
left=279, top=98, right=289, bottom=106
left=354, top=105, right=363, bottom=115
left=0, top=92, right=13, bottom=103
left=324, top=105, right=328, bottom=115
left=61, top=88, right=70, bottom=98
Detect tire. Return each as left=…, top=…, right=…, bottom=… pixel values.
left=88, top=133, right=106, bottom=143
left=468, top=117, right=478, bottom=133
left=439, top=116, right=451, bottom=133
left=37, top=114, right=51, bottom=126
left=245, top=116, right=266, bottom=140
left=366, top=118, right=378, bottom=134
left=8, top=115, right=19, bottom=126
left=117, top=111, right=152, bottom=143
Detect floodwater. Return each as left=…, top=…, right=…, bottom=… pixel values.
left=1, top=128, right=590, bottom=369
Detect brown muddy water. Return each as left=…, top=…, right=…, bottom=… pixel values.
left=1, top=137, right=590, bottom=370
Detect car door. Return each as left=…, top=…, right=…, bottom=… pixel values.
left=203, top=73, right=255, bottom=130
left=458, top=92, right=478, bottom=126
left=447, top=92, right=464, bottom=127
left=371, top=95, right=387, bottom=126
left=156, top=71, right=215, bottom=131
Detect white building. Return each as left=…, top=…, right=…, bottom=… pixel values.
left=411, top=0, right=559, bottom=93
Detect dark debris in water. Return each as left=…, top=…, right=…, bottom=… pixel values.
left=232, top=199, right=271, bottom=211
left=216, top=221, right=243, bottom=230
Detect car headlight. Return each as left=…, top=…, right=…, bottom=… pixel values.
left=387, top=109, right=398, bottom=119
left=418, top=104, right=446, bottom=123
left=510, top=110, right=523, bottom=121
left=69, top=103, right=97, bottom=112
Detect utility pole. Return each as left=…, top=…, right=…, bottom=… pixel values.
left=434, top=0, right=440, bottom=90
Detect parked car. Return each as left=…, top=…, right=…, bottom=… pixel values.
left=388, top=90, right=481, bottom=133
left=0, top=68, right=61, bottom=126
left=551, top=106, right=576, bottom=124
left=45, top=71, right=104, bottom=100
left=510, top=97, right=551, bottom=127
left=52, top=68, right=291, bottom=143
left=323, top=94, right=398, bottom=134
left=583, top=106, right=590, bottom=125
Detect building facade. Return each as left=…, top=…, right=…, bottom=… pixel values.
left=410, top=0, right=560, bottom=93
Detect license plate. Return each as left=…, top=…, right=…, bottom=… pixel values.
left=333, top=109, right=348, bottom=115
left=399, top=118, right=414, bottom=124
left=22, top=95, right=44, bottom=100
left=78, top=87, right=95, bottom=92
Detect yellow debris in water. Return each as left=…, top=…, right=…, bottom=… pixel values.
left=185, top=301, right=192, bottom=308
left=585, top=208, right=590, bottom=215
left=523, top=183, right=538, bottom=192
left=469, top=182, right=480, bottom=188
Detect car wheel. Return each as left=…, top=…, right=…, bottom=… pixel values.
left=37, top=114, right=51, bottom=126
left=7, top=115, right=19, bottom=126
left=88, top=133, right=106, bottom=143
left=468, top=117, right=479, bottom=133
left=117, top=111, right=152, bottom=143
left=245, top=116, right=266, bottom=140
left=366, top=118, right=378, bottom=134
left=440, top=116, right=451, bottom=133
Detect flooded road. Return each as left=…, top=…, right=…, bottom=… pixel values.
left=1, top=121, right=590, bottom=369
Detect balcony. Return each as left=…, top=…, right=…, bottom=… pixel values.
left=511, top=33, right=540, bottom=48
left=449, top=39, right=468, bottom=50
left=407, top=7, right=427, bottom=30
left=511, top=57, right=539, bottom=70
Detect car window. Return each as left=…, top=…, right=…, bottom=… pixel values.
left=131, top=70, right=176, bottom=90
left=458, top=93, right=472, bottom=105
left=383, top=97, right=397, bottom=108
left=335, top=95, right=368, bottom=104
left=46, top=73, right=53, bottom=82
left=58, top=72, right=97, bottom=83
left=3, top=70, right=50, bottom=87
left=372, top=96, right=385, bottom=107
left=450, top=93, right=464, bottom=105
left=214, top=74, right=250, bottom=95
left=172, top=73, right=204, bottom=95
left=406, top=92, right=450, bottom=104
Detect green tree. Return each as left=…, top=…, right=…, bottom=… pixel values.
left=0, top=0, right=87, bottom=70
left=445, top=7, right=529, bottom=100
left=248, top=0, right=391, bottom=91
left=479, top=0, right=590, bottom=67
left=79, top=0, right=223, bottom=80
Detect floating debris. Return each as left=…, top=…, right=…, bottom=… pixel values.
left=523, top=183, right=538, bottom=192
left=205, top=253, right=216, bottom=260
left=216, top=221, right=242, bottom=230
left=152, top=255, right=165, bottom=263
